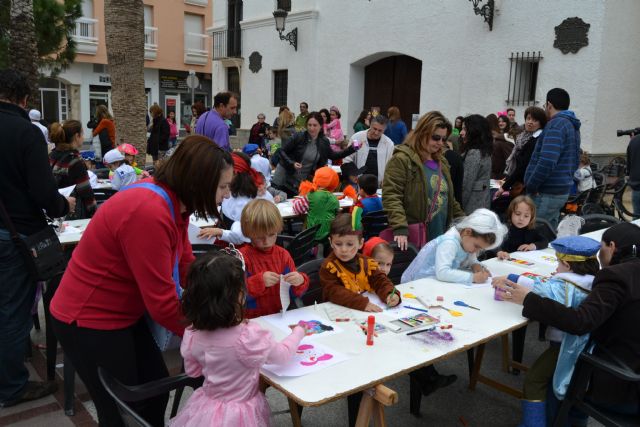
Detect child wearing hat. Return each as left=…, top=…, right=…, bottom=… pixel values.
left=351, top=174, right=383, bottom=231
left=116, top=143, right=148, bottom=177
left=80, top=151, right=99, bottom=189
left=338, top=162, right=365, bottom=200
left=493, top=235, right=600, bottom=427
left=103, top=148, right=137, bottom=190
left=243, top=143, right=271, bottom=184
left=292, top=166, right=340, bottom=249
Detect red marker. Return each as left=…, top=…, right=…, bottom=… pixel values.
left=334, top=318, right=350, bottom=322
left=366, top=315, right=375, bottom=346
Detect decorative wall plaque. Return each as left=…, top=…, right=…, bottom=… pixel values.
left=249, top=51, right=262, bottom=73
left=554, top=17, right=590, bottom=54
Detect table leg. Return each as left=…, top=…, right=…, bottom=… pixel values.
left=468, top=343, right=486, bottom=391
left=287, top=398, right=303, bottom=427
left=355, top=385, right=397, bottom=427
left=466, top=348, right=475, bottom=380
left=512, top=325, right=528, bottom=373
left=501, top=334, right=510, bottom=372
left=348, top=392, right=363, bottom=427
left=354, top=392, right=374, bottom=427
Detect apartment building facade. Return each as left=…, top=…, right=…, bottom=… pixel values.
left=41, top=0, right=213, bottom=136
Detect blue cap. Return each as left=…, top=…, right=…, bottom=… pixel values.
left=242, top=143, right=259, bottom=156
left=80, top=150, right=95, bottom=161
left=550, top=236, right=600, bottom=259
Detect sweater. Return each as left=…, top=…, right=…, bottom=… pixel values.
left=92, top=118, right=115, bottom=148
left=0, top=102, right=69, bottom=234
left=50, top=178, right=194, bottom=336
left=351, top=195, right=383, bottom=231
left=195, top=109, right=230, bottom=151
left=524, top=111, right=581, bottom=195
left=240, top=245, right=309, bottom=318
left=49, top=148, right=97, bottom=218
left=522, top=258, right=640, bottom=408
left=343, top=130, right=395, bottom=185
left=461, top=148, right=491, bottom=214
left=384, top=120, right=408, bottom=145
left=320, top=252, right=397, bottom=311
left=500, top=224, right=549, bottom=253
left=382, top=144, right=465, bottom=238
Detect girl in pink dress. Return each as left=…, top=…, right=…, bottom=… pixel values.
left=170, top=250, right=307, bottom=427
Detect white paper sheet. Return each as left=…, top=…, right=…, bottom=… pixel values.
left=263, top=309, right=343, bottom=339
left=515, top=250, right=558, bottom=266
left=188, top=223, right=216, bottom=245
left=57, top=226, right=82, bottom=236
left=58, top=185, right=75, bottom=198
left=262, top=342, right=348, bottom=377
left=280, top=276, right=292, bottom=316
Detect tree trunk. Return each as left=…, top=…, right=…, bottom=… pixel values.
left=104, top=0, right=147, bottom=165
left=9, top=0, right=40, bottom=107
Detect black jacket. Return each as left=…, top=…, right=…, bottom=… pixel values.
left=444, top=149, right=464, bottom=205
left=148, top=116, right=170, bottom=155
left=503, top=135, right=539, bottom=191
left=522, top=258, right=640, bottom=408
left=500, top=224, right=549, bottom=252
left=0, top=102, right=68, bottom=234
left=627, top=135, right=640, bottom=190
left=278, top=131, right=356, bottom=178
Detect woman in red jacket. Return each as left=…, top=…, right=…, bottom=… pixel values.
left=50, top=136, right=233, bottom=426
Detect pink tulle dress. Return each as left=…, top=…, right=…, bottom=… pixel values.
left=169, top=321, right=305, bottom=427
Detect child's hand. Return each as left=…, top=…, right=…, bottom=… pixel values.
left=364, top=302, right=383, bottom=313
left=491, top=275, right=508, bottom=287
left=497, top=251, right=510, bottom=260
left=283, top=272, right=304, bottom=286
left=262, top=272, right=281, bottom=288
left=518, top=243, right=536, bottom=251
left=197, top=227, right=222, bottom=240
left=386, top=293, right=400, bottom=307
left=473, top=269, right=491, bottom=283
left=273, top=195, right=282, bottom=203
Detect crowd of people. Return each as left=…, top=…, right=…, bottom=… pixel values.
left=1, top=67, right=639, bottom=427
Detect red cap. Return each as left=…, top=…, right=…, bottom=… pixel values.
left=363, top=237, right=388, bottom=257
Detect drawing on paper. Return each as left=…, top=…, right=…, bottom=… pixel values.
left=506, top=257, right=535, bottom=266
left=288, top=320, right=334, bottom=336
left=296, top=344, right=334, bottom=366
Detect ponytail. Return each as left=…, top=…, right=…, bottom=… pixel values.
left=49, top=120, right=82, bottom=149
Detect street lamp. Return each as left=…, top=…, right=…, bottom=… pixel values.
left=273, top=9, right=297, bottom=51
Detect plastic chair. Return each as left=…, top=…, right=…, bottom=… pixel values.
left=387, top=243, right=418, bottom=286
left=294, top=258, right=324, bottom=308
left=361, top=210, right=389, bottom=241
left=98, top=367, right=204, bottom=427
left=552, top=351, right=640, bottom=427
left=278, top=224, right=321, bottom=266
left=535, top=218, right=557, bottom=243
left=579, top=214, right=621, bottom=235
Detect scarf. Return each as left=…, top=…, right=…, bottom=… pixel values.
left=504, top=130, right=534, bottom=177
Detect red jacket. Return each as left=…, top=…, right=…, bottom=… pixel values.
left=240, top=244, right=309, bottom=318
left=50, top=179, right=194, bottom=336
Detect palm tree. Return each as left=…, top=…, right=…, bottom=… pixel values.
left=9, top=0, right=40, bottom=105
left=104, top=0, right=147, bottom=165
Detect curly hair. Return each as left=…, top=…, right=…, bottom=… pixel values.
left=0, top=69, right=30, bottom=103
left=181, top=251, right=246, bottom=330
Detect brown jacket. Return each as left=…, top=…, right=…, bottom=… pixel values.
left=320, top=253, right=398, bottom=311
left=491, top=132, right=514, bottom=179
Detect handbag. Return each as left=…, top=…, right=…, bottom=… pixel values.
left=120, top=183, right=182, bottom=351
left=380, top=165, right=443, bottom=249
left=0, top=197, right=66, bottom=281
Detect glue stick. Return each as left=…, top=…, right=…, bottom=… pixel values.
left=366, top=315, right=375, bottom=346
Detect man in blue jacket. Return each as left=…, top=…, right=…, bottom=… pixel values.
left=525, top=88, right=581, bottom=228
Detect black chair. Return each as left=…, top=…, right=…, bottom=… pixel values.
left=579, top=214, right=621, bottom=235
left=387, top=243, right=418, bottom=286
left=94, top=168, right=110, bottom=179
left=94, top=188, right=118, bottom=207
left=361, top=210, right=389, bottom=241
left=580, top=202, right=605, bottom=215
left=553, top=351, right=640, bottom=427
left=535, top=218, right=557, bottom=242
left=294, top=258, right=324, bottom=308
left=98, top=367, right=204, bottom=427
left=278, top=224, right=321, bottom=266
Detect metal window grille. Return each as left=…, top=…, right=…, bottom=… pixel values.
left=273, top=70, right=288, bottom=107
left=506, top=51, right=542, bottom=106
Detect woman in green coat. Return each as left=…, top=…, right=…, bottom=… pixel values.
left=382, top=111, right=465, bottom=250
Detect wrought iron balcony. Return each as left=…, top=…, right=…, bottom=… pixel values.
left=211, top=28, right=242, bottom=60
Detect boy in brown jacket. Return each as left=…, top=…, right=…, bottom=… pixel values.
left=320, top=213, right=400, bottom=312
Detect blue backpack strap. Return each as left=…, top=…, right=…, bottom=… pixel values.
left=120, top=183, right=182, bottom=296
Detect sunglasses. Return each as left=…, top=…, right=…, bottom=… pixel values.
left=431, top=134, right=447, bottom=142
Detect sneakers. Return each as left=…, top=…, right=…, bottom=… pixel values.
left=0, top=381, right=58, bottom=408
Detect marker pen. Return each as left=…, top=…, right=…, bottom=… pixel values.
left=366, top=315, right=375, bottom=346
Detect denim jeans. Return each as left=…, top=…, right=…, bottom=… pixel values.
left=530, top=193, right=569, bottom=229
left=632, top=190, right=640, bottom=216
left=0, top=229, right=36, bottom=404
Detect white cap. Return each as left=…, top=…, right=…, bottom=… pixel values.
left=103, top=148, right=125, bottom=164
left=29, top=109, right=41, bottom=121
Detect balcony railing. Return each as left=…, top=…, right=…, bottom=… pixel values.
left=184, top=0, right=208, bottom=6
left=212, top=28, right=242, bottom=60
left=144, top=26, right=158, bottom=60
left=71, top=17, right=99, bottom=55
left=184, top=32, right=209, bottom=65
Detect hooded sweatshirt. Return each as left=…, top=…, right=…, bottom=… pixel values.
left=524, top=110, right=581, bottom=195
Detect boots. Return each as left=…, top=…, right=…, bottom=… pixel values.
left=409, top=366, right=457, bottom=396
left=517, top=400, right=546, bottom=427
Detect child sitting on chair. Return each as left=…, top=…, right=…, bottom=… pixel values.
left=239, top=199, right=309, bottom=318
left=320, top=213, right=400, bottom=312
left=493, top=235, right=600, bottom=427
left=351, top=174, right=383, bottom=231
left=495, top=196, right=549, bottom=260
left=401, top=208, right=507, bottom=284
left=362, top=237, right=394, bottom=276
left=102, top=149, right=137, bottom=190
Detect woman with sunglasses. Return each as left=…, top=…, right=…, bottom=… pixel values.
left=459, top=114, right=493, bottom=214
left=383, top=111, right=465, bottom=251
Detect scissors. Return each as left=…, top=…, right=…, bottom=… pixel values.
left=454, top=300, right=480, bottom=311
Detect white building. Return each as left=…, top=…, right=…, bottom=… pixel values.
left=209, top=0, right=640, bottom=155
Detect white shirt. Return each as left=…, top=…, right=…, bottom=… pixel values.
left=251, top=154, right=272, bottom=184
left=32, top=120, right=49, bottom=143
left=112, top=164, right=137, bottom=190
